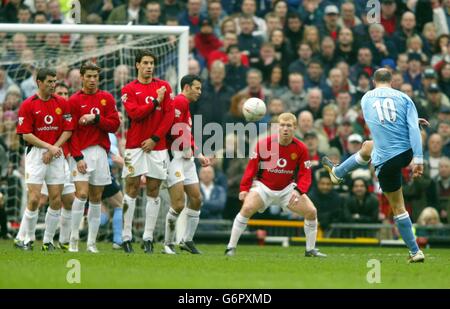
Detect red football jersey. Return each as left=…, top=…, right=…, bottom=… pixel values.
left=17, top=94, right=74, bottom=145
left=168, top=93, right=197, bottom=152
left=121, top=78, right=174, bottom=150
left=240, top=135, right=312, bottom=193
left=69, top=90, right=120, bottom=157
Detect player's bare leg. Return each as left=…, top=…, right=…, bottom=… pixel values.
left=288, top=194, right=326, bottom=257
left=85, top=185, right=104, bottom=253
left=384, top=189, right=424, bottom=263
left=322, top=140, right=373, bottom=184
left=225, top=191, right=264, bottom=256
left=42, top=184, right=64, bottom=251
left=15, top=184, right=42, bottom=250
left=142, top=177, right=162, bottom=254
left=164, top=182, right=185, bottom=254
left=179, top=184, right=203, bottom=254
left=121, top=176, right=140, bottom=253
left=69, top=181, right=89, bottom=252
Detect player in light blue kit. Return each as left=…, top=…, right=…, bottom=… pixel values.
left=323, top=69, right=425, bottom=263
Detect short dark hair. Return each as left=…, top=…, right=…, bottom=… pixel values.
left=226, top=44, right=240, bottom=54
left=36, top=68, right=56, bottom=82
left=135, top=49, right=158, bottom=66
left=374, top=68, right=392, bottom=83
left=55, top=81, right=69, bottom=90
left=34, top=11, right=48, bottom=20
left=80, top=61, right=101, bottom=75
left=180, top=74, right=202, bottom=90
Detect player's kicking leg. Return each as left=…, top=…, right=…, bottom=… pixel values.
left=225, top=191, right=265, bottom=256
left=322, top=140, right=373, bottom=184
left=287, top=193, right=326, bottom=257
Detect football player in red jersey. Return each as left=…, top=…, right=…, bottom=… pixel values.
left=67, top=62, right=120, bottom=253
left=162, top=74, right=210, bottom=255
left=225, top=113, right=327, bottom=257
left=16, top=68, right=74, bottom=251
left=120, top=50, right=175, bottom=254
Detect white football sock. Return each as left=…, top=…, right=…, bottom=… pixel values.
left=304, top=219, right=318, bottom=251
left=122, top=194, right=136, bottom=242
left=23, top=208, right=39, bottom=243
left=59, top=208, right=72, bottom=244
left=70, top=197, right=86, bottom=240
left=43, top=207, right=60, bottom=244
left=87, top=202, right=101, bottom=246
left=227, top=213, right=249, bottom=249
left=17, top=211, right=27, bottom=241
left=142, top=196, right=160, bottom=242
left=165, top=207, right=179, bottom=245
left=183, top=208, right=200, bottom=242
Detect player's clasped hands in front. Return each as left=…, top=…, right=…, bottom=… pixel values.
left=42, top=145, right=63, bottom=164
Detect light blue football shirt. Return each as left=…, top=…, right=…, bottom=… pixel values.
left=361, top=86, right=423, bottom=168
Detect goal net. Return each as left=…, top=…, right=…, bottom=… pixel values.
left=0, top=24, right=189, bottom=240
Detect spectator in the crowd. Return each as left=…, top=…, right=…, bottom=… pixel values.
left=199, top=166, right=227, bottom=220
left=319, top=36, right=338, bottom=75
left=393, top=11, right=424, bottom=54
left=191, top=60, right=234, bottom=148
left=17, top=5, right=32, bottom=23
left=285, top=12, right=304, bottom=50
left=0, top=67, right=16, bottom=104
left=252, top=42, right=279, bottom=83
left=238, top=68, right=271, bottom=102
left=335, top=27, right=357, bottom=66
left=288, top=42, right=313, bottom=76
left=298, top=0, right=322, bottom=26
left=280, top=72, right=307, bottom=114
left=416, top=207, right=442, bottom=226
left=315, top=103, right=338, bottom=142
left=303, top=131, right=326, bottom=180
left=224, top=45, right=249, bottom=93
left=144, top=1, right=164, bottom=25
left=299, top=87, right=324, bottom=120
left=304, top=59, right=325, bottom=90
left=264, top=64, right=287, bottom=98
left=260, top=97, right=285, bottom=124
left=438, top=61, right=450, bottom=95
left=396, top=53, right=409, bottom=73
left=318, top=4, right=341, bottom=40
left=107, top=64, right=131, bottom=104
left=423, top=22, right=438, bottom=53
left=366, top=23, right=398, bottom=66
left=220, top=17, right=237, bottom=37
left=425, top=133, right=445, bottom=179
left=161, top=0, right=185, bottom=20
left=194, top=18, right=223, bottom=61
left=322, top=68, right=346, bottom=104
left=309, top=171, right=343, bottom=231
left=236, top=0, right=267, bottom=38
left=269, top=28, right=295, bottom=65
left=353, top=71, right=371, bottom=104
left=399, top=83, right=429, bottom=120
left=302, top=25, right=321, bottom=54
left=424, top=83, right=450, bottom=122
left=47, top=0, right=67, bottom=24
left=178, top=0, right=205, bottom=34
left=433, top=0, right=450, bottom=36
left=2, top=33, right=28, bottom=64
left=34, top=0, right=48, bottom=14
left=337, top=1, right=361, bottom=28
left=329, top=118, right=354, bottom=157
left=431, top=34, right=449, bottom=67
left=406, top=34, right=429, bottom=63
left=20, top=65, right=37, bottom=98
left=295, top=110, right=328, bottom=153
left=420, top=67, right=439, bottom=97
left=342, top=178, right=380, bottom=223
left=336, top=60, right=356, bottom=94
left=380, top=0, right=400, bottom=37
left=430, top=157, right=450, bottom=222
left=391, top=70, right=405, bottom=89
left=273, top=0, right=288, bottom=27
left=343, top=133, right=363, bottom=162
left=107, top=0, right=146, bottom=25
left=36, top=32, right=66, bottom=60
left=264, top=13, right=282, bottom=42
left=67, top=68, right=82, bottom=93
left=335, top=90, right=357, bottom=123
left=1, top=0, right=21, bottom=23
left=238, top=15, right=264, bottom=64
left=207, top=32, right=249, bottom=69
left=207, top=0, right=225, bottom=37
left=349, top=47, right=377, bottom=84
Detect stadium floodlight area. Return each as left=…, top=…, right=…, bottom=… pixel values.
left=0, top=24, right=189, bottom=239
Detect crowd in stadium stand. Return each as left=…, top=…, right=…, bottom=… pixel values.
left=0, top=0, right=450, bottom=238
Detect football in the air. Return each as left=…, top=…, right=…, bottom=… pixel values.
left=242, top=97, right=267, bottom=122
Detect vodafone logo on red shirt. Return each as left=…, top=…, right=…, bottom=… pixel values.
left=277, top=158, right=287, bottom=168
left=44, top=115, right=54, bottom=124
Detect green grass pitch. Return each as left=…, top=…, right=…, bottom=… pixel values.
left=1, top=240, right=449, bottom=288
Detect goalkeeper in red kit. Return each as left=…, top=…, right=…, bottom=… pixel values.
left=225, top=113, right=327, bottom=257
left=120, top=50, right=175, bottom=254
